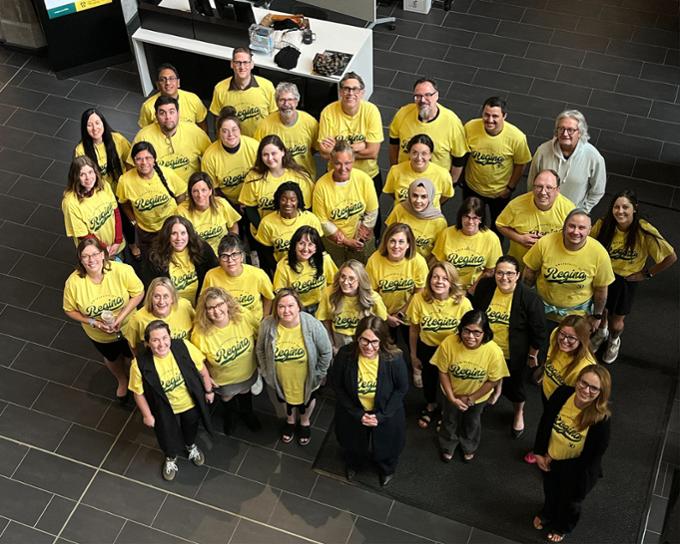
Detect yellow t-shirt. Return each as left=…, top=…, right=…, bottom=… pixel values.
left=191, top=315, right=258, bottom=386
left=74, top=132, right=131, bottom=194
left=316, top=288, right=388, bottom=337
left=115, top=167, right=185, bottom=233
left=590, top=219, right=675, bottom=277
left=432, top=227, right=503, bottom=290
left=138, top=89, right=208, bottom=128
left=124, top=298, right=195, bottom=349
left=313, top=170, right=379, bottom=239
left=463, top=119, right=532, bottom=196
left=200, top=136, right=259, bottom=204
left=318, top=100, right=383, bottom=177
left=273, top=254, right=337, bottom=308
left=548, top=394, right=590, bottom=460
left=128, top=339, right=205, bottom=414
left=128, top=122, right=211, bottom=182
left=366, top=253, right=429, bottom=317
left=496, top=192, right=575, bottom=262
left=254, top=110, right=319, bottom=179
left=385, top=205, right=448, bottom=259
left=274, top=322, right=309, bottom=405
left=486, top=289, right=513, bottom=359
left=357, top=354, right=379, bottom=411
left=431, top=335, right=509, bottom=403
left=256, top=211, right=323, bottom=262
left=389, top=103, right=468, bottom=170
left=168, top=249, right=198, bottom=305
left=62, top=184, right=122, bottom=250
left=176, top=199, right=241, bottom=254
left=382, top=161, right=454, bottom=208
left=209, top=76, right=277, bottom=137
left=63, top=261, right=144, bottom=343
left=407, top=292, right=473, bottom=347
left=523, top=232, right=615, bottom=318
left=202, top=264, right=274, bottom=321
left=543, top=330, right=596, bottom=399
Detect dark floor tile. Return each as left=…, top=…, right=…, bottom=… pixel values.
left=414, top=59, right=478, bottom=85
left=646, top=494, right=668, bottom=533
left=617, top=75, right=678, bottom=102
left=530, top=78, right=592, bottom=104
left=0, top=64, right=18, bottom=85
left=68, top=81, right=127, bottom=109
left=557, top=66, right=618, bottom=91
left=633, top=27, right=679, bottom=49
left=599, top=130, right=663, bottom=161
left=61, top=504, right=125, bottom=544
left=274, top=425, right=325, bottom=462
left=468, top=527, right=518, bottom=543
left=642, top=62, right=680, bottom=86
left=0, top=149, right=52, bottom=179
left=55, top=119, right=82, bottom=142
left=551, top=29, right=610, bottom=53
left=115, top=92, right=146, bottom=115
left=229, top=410, right=282, bottom=449
left=0, top=306, right=63, bottom=345
left=24, top=56, right=52, bottom=73
left=38, top=94, right=94, bottom=122
left=524, top=43, right=584, bottom=67
left=507, top=92, right=565, bottom=118
left=589, top=90, right=652, bottom=117
left=95, top=107, right=141, bottom=136
left=153, top=494, right=239, bottom=544
left=8, top=253, right=72, bottom=291
left=372, top=32, right=396, bottom=51
left=0, top=521, right=54, bottom=543
left=375, top=18, right=423, bottom=39
left=19, top=71, right=77, bottom=97
left=0, top=170, right=19, bottom=196
left=121, top=411, right=168, bottom=449
left=200, top=432, right=249, bottom=474
left=348, top=517, right=433, bottom=543
left=23, top=134, right=75, bottom=163
left=0, top=103, right=16, bottom=124
left=522, top=8, right=578, bottom=31
left=0, top=125, right=36, bottom=152
left=72, top=360, right=119, bottom=400
left=50, top=323, right=101, bottom=362
left=626, top=116, right=680, bottom=145
left=373, top=49, right=422, bottom=73
left=599, top=5, right=660, bottom=27
left=607, top=40, right=668, bottom=64
left=0, top=437, right=28, bottom=477
left=446, top=45, right=505, bottom=70
left=470, top=0, right=525, bottom=20
left=494, top=20, right=553, bottom=44
left=387, top=501, right=472, bottom=544
left=116, top=520, right=192, bottom=544
left=102, top=438, right=139, bottom=474
left=99, top=69, right=142, bottom=94
left=70, top=67, right=106, bottom=84
left=29, top=287, right=67, bottom=320
left=474, top=69, right=533, bottom=94
left=311, top=398, right=334, bottom=431
left=14, top=449, right=94, bottom=499
left=443, top=11, right=500, bottom=33
left=650, top=100, right=680, bottom=123
left=448, top=82, right=508, bottom=107
left=46, top=235, right=78, bottom=264
left=35, top=495, right=76, bottom=535
left=9, top=174, right=64, bottom=207
left=268, top=491, right=355, bottom=543
left=0, top=366, right=46, bottom=406
left=196, top=468, right=280, bottom=522
left=418, top=24, right=476, bottom=47
left=473, top=34, right=530, bottom=57
left=56, top=424, right=116, bottom=466
left=583, top=51, right=644, bottom=77
left=0, top=333, right=24, bottom=366
left=82, top=472, right=166, bottom=525
left=642, top=529, right=662, bottom=544
left=374, top=67, right=396, bottom=88
left=311, top=475, right=393, bottom=522
left=576, top=16, right=634, bottom=40
left=564, top=104, right=628, bottom=133
left=600, top=150, right=636, bottom=176
left=33, top=382, right=110, bottom=427
left=606, top=174, right=674, bottom=208
left=0, top=475, right=53, bottom=525
left=5, top=109, right=66, bottom=137
left=0, top=194, right=37, bottom=224
left=229, top=519, right=309, bottom=544
left=237, top=446, right=316, bottom=496
left=392, top=36, right=450, bottom=60
left=0, top=85, right=47, bottom=110
left=633, top=158, right=680, bottom=185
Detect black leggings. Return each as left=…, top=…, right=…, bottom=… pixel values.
left=157, top=407, right=200, bottom=458
left=416, top=340, right=439, bottom=405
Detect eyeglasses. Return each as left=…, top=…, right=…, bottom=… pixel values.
left=340, top=86, right=363, bottom=94
left=158, top=76, right=177, bottom=83
left=413, top=91, right=437, bottom=101
left=461, top=327, right=483, bottom=338
left=533, top=185, right=557, bottom=193
left=577, top=379, right=601, bottom=393
left=495, top=271, right=517, bottom=278
left=206, top=301, right=226, bottom=311
left=557, top=331, right=579, bottom=344
left=462, top=214, right=481, bottom=222
left=219, top=252, right=243, bottom=261
left=80, top=251, right=102, bottom=261
left=232, top=60, right=251, bottom=66
left=358, top=337, right=380, bottom=348
left=557, top=127, right=578, bottom=135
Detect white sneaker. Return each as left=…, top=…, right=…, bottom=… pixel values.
left=187, top=444, right=205, bottom=466
left=590, top=327, right=609, bottom=352
left=250, top=374, right=263, bottom=396
left=602, top=336, right=621, bottom=364
left=162, top=457, right=178, bottom=480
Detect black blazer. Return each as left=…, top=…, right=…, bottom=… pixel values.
left=144, top=241, right=218, bottom=292
left=471, top=277, right=546, bottom=371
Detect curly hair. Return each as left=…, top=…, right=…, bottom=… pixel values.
left=149, top=215, right=208, bottom=271
left=194, top=286, right=242, bottom=333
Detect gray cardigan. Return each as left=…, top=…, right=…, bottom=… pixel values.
left=256, top=312, right=333, bottom=404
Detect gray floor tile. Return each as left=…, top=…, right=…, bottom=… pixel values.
left=19, top=71, right=77, bottom=97
left=35, top=495, right=76, bottom=535
left=13, top=448, right=95, bottom=499
left=0, top=437, right=28, bottom=477
left=49, top=323, right=101, bottom=361
left=152, top=494, right=239, bottom=544
left=23, top=134, right=75, bottom=163
left=0, top=366, right=46, bottom=406
left=33, top=382, right=111, bottom=427
left=468, top=527, right=518, bottom=543
left=393, top=36, right=450, bottom=60
left=68, top=82, right=127, bottom=109
left=115, top=92, right=146, bottom=115
left=474, top=69, right=533, bottom=94
left=102, top=438, right=139, bottom=474
left=0, top=475, right=53, bottom=525
left=5, top=109, right=66, bottom=137
left=71, top=360, right=120, bottom=400
left=46, top=235, right=80, bottom=264
left=229, top=519, right=309, bottom=544
left=119, top=411, right=160, bottom=449
left=0, top=273, right=42, bottom=308
left=61, top=504, right=125, bottom=544
left=82, top=472, right=167, bottom=525
left=55, top=119, right=83, bottom=142
left=8, top=174, right=65, bottom=207
left=29, top=286, right=70, bottom=320
left=115, top=520, right=192, bottom=544
left=0, top=125, right=36, bottom=153
left=0, top=333, right=23, bottom=366
left=443, top=11, right=500, bottom=33
left=386, top=501, right=472, bottom=544
left=0, top=221, right=57, bottom=256
left=0, top=306, right=63, bottom=345
left=237, top=446, right=317, bottom=496
left=310, top=475, right=393, bottom=523
left=642, top=529, right=661, bottom=544
left=0, top=103, right=15, bottom=123
left=0, top=194, right=38, bottom=224
left=38, top=95, right=95, bottom=122
left=0, top=404, right=70, bottom=450
left=229, top=411, right=283, bottom=449
left=9, top=254, right=72, bottom=293
left=96, top=402, right=133, bottom=435
left=0, top=521, right=54, bottom=543
left=199, top=432, right=249, bottom=474
left=99, top=69, right=142, bottom=94
left=0, top=85, right=47, bottom=110
left=348, top=517, right=433, bottom=543
left=0, top=170, right=19, bottom=195
left=56, top=424, right=116, bottom=466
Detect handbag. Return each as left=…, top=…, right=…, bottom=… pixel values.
left=312, top=50, right=352, bottom=77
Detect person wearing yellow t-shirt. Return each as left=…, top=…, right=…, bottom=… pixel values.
left=256, top=289, right=332, bottom=446
left=274, top=226, right=338, bottom=314
left=317, top=260, right=388, bottom=352
left=589, top=190, right=676, bottom=363
left=116, top=141, right=187, bottom=259
left=192, top=287, right=261, bottom=435
left=524, top=209, right=615, bottom=326
left=63, top=239, right=144, bottom=402
left=389, top=78, right=468, bottom=181
left=176, top=172, right=240, bottom=254
left=129, top=321, right=214, bottom=481
left=408, top=261, right=472, bottom=429
left=209, top=48, right=276, bottom=137
left=62, top=156, right=125, bottom=259
left=385, top=178, right=448, bottom=262
left=496, top=169, right=575, bottom=262
left=202, top=234, right=274, bottom=321
left=129, top=96, right=211, bottom=183
left=125, top=277, right=195, bottom=354
left=254, top=82, right=318, bottom=179
left=463, top=97, right=532, bottom=235
left=431, top=310, right=509, bottom=462
left=313, top=141, right=379, bottom=266
left=432, top=197, right=502, bottom=292
left=383, top=134, right=454, bottom=208
left=138, top=63, right=208, bottom=131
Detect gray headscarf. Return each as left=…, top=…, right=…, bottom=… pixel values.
left=400, top=178, right=444, bottom=220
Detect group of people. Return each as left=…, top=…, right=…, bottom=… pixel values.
left=60, top=54, right=676, bottom=543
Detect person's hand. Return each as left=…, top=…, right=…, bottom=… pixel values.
left=356, top=223, right=372, bottom=241
left=527, top=355, right=539, bottom=368
left=518, top=232, right=541, bottom=249
left=320, top=137, right=336, bottom=153
left=97, top=320, right=117, bottom=334
left=108, top=243, right=121, bottom=258
left=411, top=356, right=422, bottom=371
left=205, top=391, right=215, bottom=404
left=535, top=454, right=551, bottom=472
left=142, top=414, right=155, bottom=428
left=497, top=188, right=512, bottom=200
left=386, top=314, right=404, bottom=328
left=452, top=397, right=469, bottom=411
left=351, top=141, right=367, bottom=153
left=344, top=237, right=365, bottom=251
left=361, top=413, right=378, bottom=427
left=588, top=316, right=602, bottom=333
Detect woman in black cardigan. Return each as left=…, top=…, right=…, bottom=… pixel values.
left=470, top=255, right=546, bottom=437
left=533, top=365, right=612, bottom=542
left=331, top=315, right=409, bottom=487
left=145, top=215, right=218, bottom=305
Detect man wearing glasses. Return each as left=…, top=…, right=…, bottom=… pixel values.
left=496, top=169, right=575, bottom=262
left=138, top=63, right=208, bottom=131
left=527, top=110, right=606, bottom=212
left=388, top=78, right=468, bottom=184
left=209, top=48, right=277, bottom=137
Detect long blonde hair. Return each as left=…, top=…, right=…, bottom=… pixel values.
left=548, top=315, right=593, bottom=380
left=575, top=365, right=612, bottom=430
left=329, top=260, right=375, bottom=317
left=144, top=277, right=179, bottom=314
left=422, top=261, right=464, bottom=304
left=194, top=287, right=241, bottom=333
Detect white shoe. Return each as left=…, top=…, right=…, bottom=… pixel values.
left=162, top=457, right=178, bottom=480
left=186, top=444, right=205, bottom=466
left=590, top=327, right=609, bottom=352
left=250, top=374, right=263, bottom=396
left=602, top=336, right=621, bottom=364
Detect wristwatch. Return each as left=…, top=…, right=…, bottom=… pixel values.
left=643, top=267, right=653, bottom=279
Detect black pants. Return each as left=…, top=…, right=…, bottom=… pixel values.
left=462, top=183, right=511, bottom=238
left=157, top=407, right=200, bottom=458
left=416, top=341, right=439, bottom=405
left=344, top=426, right=398, bottom=476
left=372, top=172, right=383, bottom=241
left=542, top=460, right=589, bottom=535
left=502, top=358, right=529, bottom=404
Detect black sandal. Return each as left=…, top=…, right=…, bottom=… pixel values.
left=281, top=422, right=295, bottom=444
left=417, top=406, right=439, bottom=429
left=298, top=424, right=311, bottom=446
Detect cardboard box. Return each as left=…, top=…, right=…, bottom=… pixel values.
left=403, top=0, right=432, bottom=14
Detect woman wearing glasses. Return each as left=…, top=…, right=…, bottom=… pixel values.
left=431, top=310, right=509, bottom=463
left=471, top=256, right=546, bottom=438
left=331, top=316, right=408, bottom=487
left=533, top=365, right=612, bottom=543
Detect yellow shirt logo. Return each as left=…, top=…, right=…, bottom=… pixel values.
left=215, top=338, right=251, bottom=365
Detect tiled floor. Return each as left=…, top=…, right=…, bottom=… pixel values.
left=0, top=0, right=678, bottom=543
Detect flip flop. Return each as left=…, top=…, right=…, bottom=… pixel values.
left=281, top=422, right=295, bottom=444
